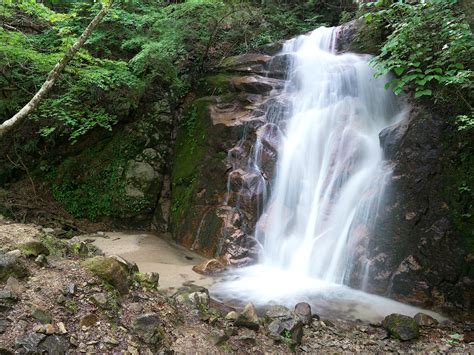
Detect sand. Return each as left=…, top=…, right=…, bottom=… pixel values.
left=78, top=232, right=216, bottom=293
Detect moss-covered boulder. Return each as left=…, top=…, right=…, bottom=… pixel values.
left=81, top=256, right=130, bottom=294
left=382, top=314, right=420, bottom=341
left=16, top=241, right=50, bottom=258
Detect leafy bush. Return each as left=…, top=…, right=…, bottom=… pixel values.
left=361, top=0, right=473, bottom=128
left=0, top=2, right=142, bottom=141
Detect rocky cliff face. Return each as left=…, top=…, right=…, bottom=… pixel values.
left=170, top=43, right=289, bottom=265
left=171, top=28, right=473, bottom=315
left=347, top=101, right=473, bottom=315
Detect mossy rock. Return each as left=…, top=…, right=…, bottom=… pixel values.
left=382, top=313, right=420, bottom=341
left=81, top=256, right=130, bottom=295
left=0, top=254, right=28, bottom=282
left=16, top=241, right=50, bottom=257
left=133, top=313, right=165, bottom=345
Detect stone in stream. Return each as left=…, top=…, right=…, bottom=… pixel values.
left=413, top=312, right=438, bottom=327
left=382, top=313, right=419, bottom=341
left=235, top=303, right=259, bottom=330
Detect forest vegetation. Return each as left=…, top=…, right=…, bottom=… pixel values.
left=0, top=0, right=472, bottom=353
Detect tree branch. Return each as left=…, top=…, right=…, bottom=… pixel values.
left=0, top=1, right=112, bottom=139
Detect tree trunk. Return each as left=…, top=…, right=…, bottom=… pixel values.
left=0, top=1, right=112, bottom=139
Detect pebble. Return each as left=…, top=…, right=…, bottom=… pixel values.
left=45, top=324, right=55, bottom=335
left=103, top=336, right=119, bottom=345
left=57, top=322, right=67, bottom=334
left=128, top=303, right=142, bottom=313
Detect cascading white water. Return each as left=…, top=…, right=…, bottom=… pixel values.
left=212, top=27, right=441, bottom=321
left=255, top=27, right=400, bottom=283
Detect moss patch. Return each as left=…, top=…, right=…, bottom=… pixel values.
left=82, top=256, right=131, bottom=295
left=16, top=241, right=50, bottom=257
left=46, top=129, right=150, bottom=221
left=170, top=98, right=212, bottom=230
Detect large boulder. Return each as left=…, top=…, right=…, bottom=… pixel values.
left=171, top=45, right=287, bottom=263
left=382, top=314, right=420, bottom=341
left=347, top=102, right=473, bottom=314
left=124, top=160, right=159, bottom=199
left=81, top=256, right=131, bottom=294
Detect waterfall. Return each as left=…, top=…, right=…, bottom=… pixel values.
left=212, top=27, right=441, bottom=322
left=256, top=26, right=400, bottom=283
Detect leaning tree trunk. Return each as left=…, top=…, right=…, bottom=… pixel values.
left=0, top=1, right=112, bottom=139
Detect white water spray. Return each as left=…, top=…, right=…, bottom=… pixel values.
left=213, top=27, right=440, bottom=321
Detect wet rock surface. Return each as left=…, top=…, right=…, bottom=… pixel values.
left=348, top=101, right=473, bottom=314
left=172, top=46, right=290, bottom=265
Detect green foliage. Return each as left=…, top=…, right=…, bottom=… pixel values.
left=65, top=299, right=79, bottom=314
left=1, top=0, right=348, bottom=142
left=48, top=130, right=146, bottom=221
left=360, top=1, right=473, bottom=253
left=362, top=1, right=473, bottom=118
left=456, top=114, right=474, bottom=132
left=0, top=1, right=142, bottom=141
left=281, top=329, right=292, bottom=339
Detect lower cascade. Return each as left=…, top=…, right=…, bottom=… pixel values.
left=213, top=27, right=438, bottom=322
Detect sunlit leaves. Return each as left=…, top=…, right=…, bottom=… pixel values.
left=363, top=0, right=473, bottom=109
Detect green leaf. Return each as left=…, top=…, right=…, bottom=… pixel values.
left=415, top=89, right=432, bottom=98
left=394, top=67, right=404, bottom=76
